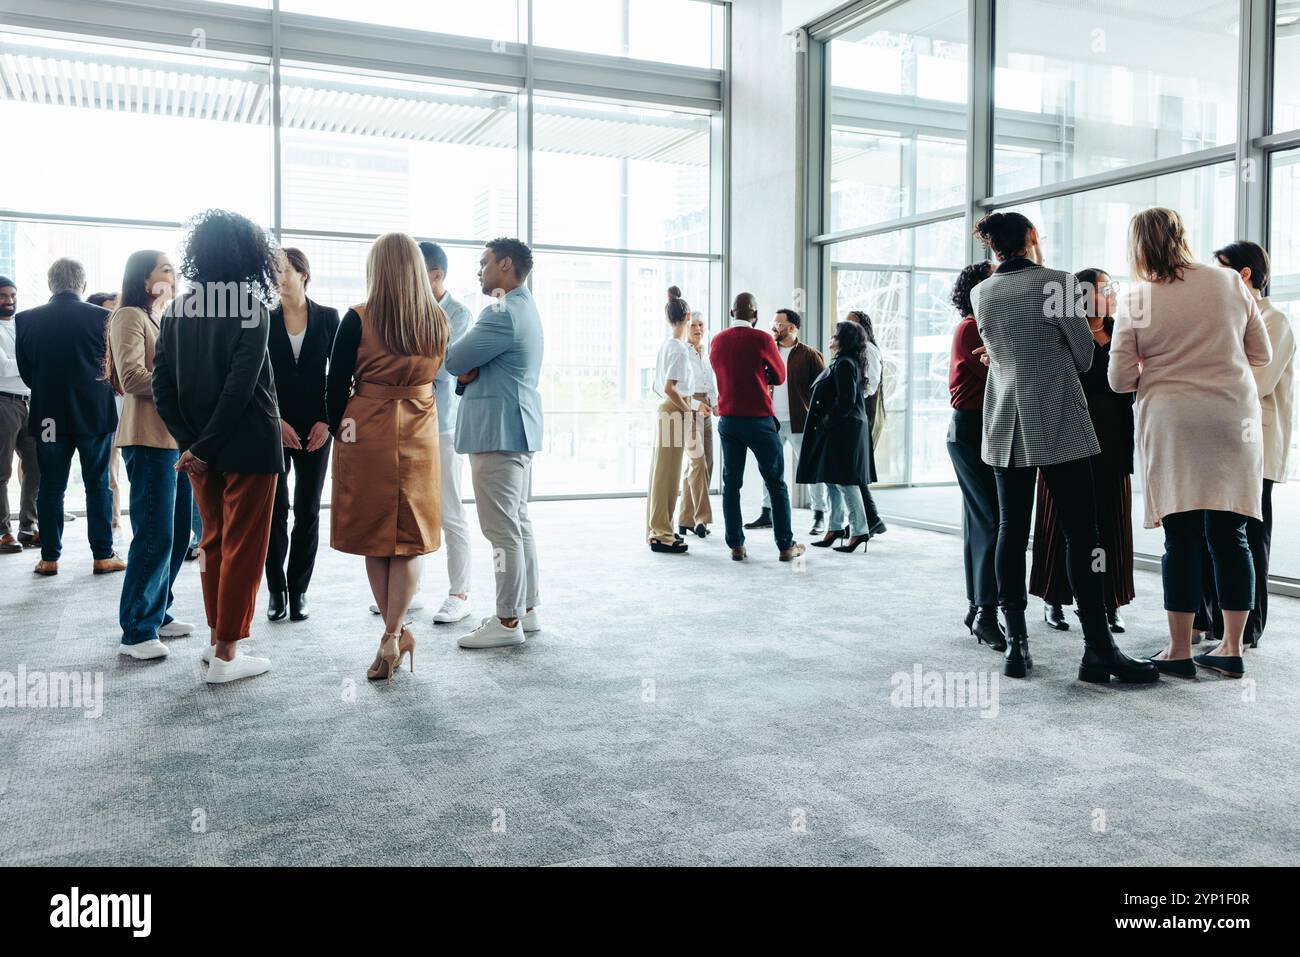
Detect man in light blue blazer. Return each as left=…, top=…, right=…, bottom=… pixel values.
left=443, top=237, right=544, bottom=649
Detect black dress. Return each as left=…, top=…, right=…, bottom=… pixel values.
left=796, top=356, right=872, bottom=487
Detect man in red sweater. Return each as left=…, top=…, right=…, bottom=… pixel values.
left=708, top=292, right=805, bottom=562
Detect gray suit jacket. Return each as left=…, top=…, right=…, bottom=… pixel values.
left=443, top=285, right=544, bottom=455
left=972, top=259, right=1100, bottom=468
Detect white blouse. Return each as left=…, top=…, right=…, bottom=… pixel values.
left=654, top=337, right=692, bottom=398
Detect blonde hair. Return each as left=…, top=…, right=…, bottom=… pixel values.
left=364, top=232, right=448, bottom=358
left=1129, top=207, right=1196, bottom=284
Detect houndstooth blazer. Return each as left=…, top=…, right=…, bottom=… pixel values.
left=971, top=258, right=1101, bottom=468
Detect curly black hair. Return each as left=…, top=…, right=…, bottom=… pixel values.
left=833, top=318, right=869, bottom=381
left=179, top=209, right=279, bottom=306
left=950, top=261, right=994, bottom=317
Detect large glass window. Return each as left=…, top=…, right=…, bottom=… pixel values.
left=1275, top=5, right=1300, bottom=133
left=993, top=0, right=1239, bottom=192
left=533, top=0, right=718, bottom=68
left=827, top=0, right=968, bottom=233
left=281, top=0, right=521, bottom=43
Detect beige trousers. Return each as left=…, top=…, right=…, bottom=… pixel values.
left=677, top=395, right=713, bottom=527
left=646, top=399, right=687, bottom=542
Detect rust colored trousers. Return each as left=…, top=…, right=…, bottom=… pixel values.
left=191, top=470, right=278, bottom=643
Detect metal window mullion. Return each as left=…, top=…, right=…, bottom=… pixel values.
left=812, top=205, right=966, bottom=246
left=1235, top=0, right=1272, bottom=243
left=271, top=0, right=282, bottom=240
left=967, top=0, right=994, bottom=263
left=519, top=0, right=533, bottom=250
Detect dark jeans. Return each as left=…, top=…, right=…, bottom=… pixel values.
left=993, top=456, right=1101, bottom=614
left=190, top=494, right=203, bottom=549
left=35, top=432, right=114, bottom=562
left=1163, top=509, right=1253, bottom=614
left=118, top=447, right=192, bottom=645
left=947, top=408, right=998, bottom=607
left=718, top=415, right=793, bottom=551
left=265, top=441, right=330, bottom=594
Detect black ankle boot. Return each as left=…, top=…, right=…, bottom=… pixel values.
left=971, top=606, right=1006, bottom=652
left=1078, top=611, right=1159, bottom=684
left=1002, top=608, right=1032, bottom=678
left=289, top=592, right=309, bottom=621
left=1044, top=603, right=1070, bottom=630
left=267, top=590, right=288, bottom=621
left=964, top=603, right=977, bottom=631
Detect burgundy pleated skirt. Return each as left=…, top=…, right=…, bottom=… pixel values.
left=1029, top=469, right=1135, bottom=609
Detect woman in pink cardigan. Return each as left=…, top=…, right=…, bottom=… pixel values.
left=1108, top=208, right=1271, bottom=681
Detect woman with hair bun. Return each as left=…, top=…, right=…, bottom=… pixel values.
left=646, top=286, right=694, bottom=554
left=972, top=210, right=1156, bottom=685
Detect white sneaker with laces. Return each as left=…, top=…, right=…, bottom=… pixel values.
left=521, top=609, right=540, bottom=633
left=433, top=595, right=471, bottom=624
left=457, top=616, right=525, bottom=649
left=205, top=652, right=271, bottom=684
left=158, top=619, right=196, bottom=638
left=118, top=639, right=170, bottom=660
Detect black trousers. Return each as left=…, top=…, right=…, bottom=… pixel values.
left=1164, top=508, right=1253, bottom=614
left=1194, top=480, right=1271, bottom=642
left=993, top=456, right=1102, bottom=615
left=947, top=409, right=998, bottom=607
left=265, top=442, right=330, bottom=595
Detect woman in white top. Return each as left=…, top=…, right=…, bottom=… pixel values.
left=1109, top=208, right=1271, bottom=680
left=676, top=311, right=716, bottom=538
left=646, top=287, right=695, bottom=553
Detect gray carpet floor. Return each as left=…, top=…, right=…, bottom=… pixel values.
left=2, top=496, right=1297, bottom=866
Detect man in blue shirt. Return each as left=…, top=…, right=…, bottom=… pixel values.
left=444, top=238, right=544, bottom=649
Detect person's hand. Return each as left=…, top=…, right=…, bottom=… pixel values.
left=305, top=421, right=330, bottom=452
left=280, top=420, right=302, bottom=449
left=698, top=403, right=712, bottom=418
left=456, top=368, right=480, bottom=386
left=176, top=450, right=208, bottom=474
left=972, top=345, right=990, bottom=367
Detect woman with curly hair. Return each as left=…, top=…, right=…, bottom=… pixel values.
left=944, top=261, right=1003, bottom=650
left=152, top=209, right=283, bottom=685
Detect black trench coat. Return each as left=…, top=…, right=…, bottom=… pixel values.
left=796, top=355, right=872, bottom=487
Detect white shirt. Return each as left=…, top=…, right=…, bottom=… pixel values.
left=0, top=318, right=27, bottom=396
left=654, top=336, right=692, bottom=399
left=288, top=328, right=306, bottom=362
left=864, top=341, right=882, bottom=397
left=685, top=346, right=717, bottom=406
left=771, top=344, right=793, bottom=421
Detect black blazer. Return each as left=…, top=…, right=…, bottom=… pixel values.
left=151, top=288, right=284, bottom=475
left=796, top=355, right=872, bottom=487
left=1079, top=318, right=1136, bottom=476
left=15, top=292, right=118, bottom=437
left=268, top=299, right=340, bottom=438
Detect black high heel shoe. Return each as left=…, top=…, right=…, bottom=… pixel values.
left=833, top=534, right=869, bottom=553
left=693, top=523, right=710, bottom=538
left=964, top=604, right=977, bottom=631
left=812, top=526, right=849, bottom=548
left=1003, top=608, right=1032, bottom=678
left=1044, top=603, right=1070, bottom=630
left=971, top=606, right=1006, bottom=652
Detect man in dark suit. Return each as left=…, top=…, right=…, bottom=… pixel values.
left=15, top=258, right=123, bottom=575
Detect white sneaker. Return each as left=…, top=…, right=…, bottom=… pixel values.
left=158, top=619, right=196, bottom=638
left=521, top=609, right=540, bottom=633
left=368, top=603, right=415, bottom=624
left=457, top=616, right=525, bottom=649
left=205, top=652, right=271, bottom=684
left=118, top=639, right=170, bottom=660
left=433, top=595, right=471, bottom=624
left=200, top=644, right=215, bottom=664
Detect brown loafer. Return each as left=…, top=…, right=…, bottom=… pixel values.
left=93, top=554, right=127, bottom=574
left=34, top=559, right=58, bottom=576
left=779, top=543, right=807, bottom=562
left=18, top=530, right=40, bottom=548
left=730, top=546, right=746, bottom=561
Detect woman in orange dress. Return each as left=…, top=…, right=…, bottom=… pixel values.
left=327, top=233, right=449, bottom=681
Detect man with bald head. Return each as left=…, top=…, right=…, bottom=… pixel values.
left=707, top=292, right=805, bottom=562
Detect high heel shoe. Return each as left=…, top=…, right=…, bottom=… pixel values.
left=396, top=627, right=416, bottom=673
left=971, top=605, right=1007, bottom=652
left=812, top=526, right=849, bottom=548
left=833, top=534, right=869, bottom=553
left=366, top=633, right=401, bottom=682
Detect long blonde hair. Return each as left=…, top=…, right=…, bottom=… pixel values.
left=1129, top=207, right=1196, bottom=284
left=364, top=232, right=448, bottom=358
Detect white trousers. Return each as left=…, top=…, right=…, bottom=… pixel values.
left=470, top=451, right=539, bottom=620
left=762, top=419, right=827, bottom=511
left=439, top=432, right=471, bottom=596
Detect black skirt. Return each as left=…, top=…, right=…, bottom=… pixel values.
left=1029, top=466, right=1135, bottom=608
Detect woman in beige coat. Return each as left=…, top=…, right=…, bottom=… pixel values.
left=1109, top=208, right=1271, bottom=680
left=105, top=250, right=195, bottom=661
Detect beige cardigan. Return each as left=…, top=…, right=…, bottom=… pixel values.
left=1109, top=264, right=1271, bottom=527
left=1253, top=298, right=1295, bottom=483
left=108, top=306, right=177, bottom=450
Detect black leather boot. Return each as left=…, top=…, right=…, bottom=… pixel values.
left=1002, top=607, right=1032, bottom=678
left=1044, top=603, right=1070, bottom=630
left=267, top=589, right=288, bottom=621
left=964, top=603, right=977, bottom=631
left=289, top=592, right=309, bottom=621
left=971, top=605, right=1006, bottom=652
left=744, top=507, right=773, bottom=529
left=1078, top=610, right=1159, bottom=684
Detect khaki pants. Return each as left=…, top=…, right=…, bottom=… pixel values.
left=645, top=399, right=687, bottom=542
left=0, top=394, right=39, bottom=535
left=677, top=396, right=713, bottom=527
left=470, top=451, right=538, bottom=620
